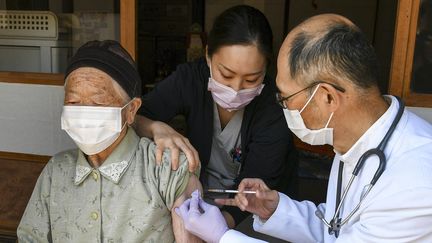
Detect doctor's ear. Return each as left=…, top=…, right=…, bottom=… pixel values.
left=319, top=83, right=340, bottom=112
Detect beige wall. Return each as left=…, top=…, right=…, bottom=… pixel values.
left=408, top=107, right=432, bottom=122
left=0, top=82, right=75, bottom=156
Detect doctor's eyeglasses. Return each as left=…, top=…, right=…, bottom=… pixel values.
left=276, top=81, right=346, bottom=109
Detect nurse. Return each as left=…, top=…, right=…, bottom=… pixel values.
left=135, top=5, right=297, bottom=227
left=176, top=14, right=432, bottom=242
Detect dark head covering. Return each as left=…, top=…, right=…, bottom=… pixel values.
left=65, top=40, right=142, bottom=98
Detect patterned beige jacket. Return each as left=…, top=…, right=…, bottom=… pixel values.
left=18, top=128, right=196, bottom=243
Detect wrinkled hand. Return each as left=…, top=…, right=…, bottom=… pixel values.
left=215, top=178, right=279, bottom=220
left=175, top=190, right=228, bottom=243
left=151, top=121, right=200, bottom=173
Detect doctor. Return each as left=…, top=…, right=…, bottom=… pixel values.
left=176, top=14, right=432, bottom=242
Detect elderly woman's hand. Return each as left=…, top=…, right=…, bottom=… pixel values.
left=135, top=115, right=200, bottom=172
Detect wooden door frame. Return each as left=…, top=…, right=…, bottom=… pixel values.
left=389, top=0, right=432, bottom=107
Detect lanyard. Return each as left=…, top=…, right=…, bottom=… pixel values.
left=230, top=129, right=242, bottom=162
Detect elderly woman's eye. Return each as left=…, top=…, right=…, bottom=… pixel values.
left=64, top=98, right=80, bottom=105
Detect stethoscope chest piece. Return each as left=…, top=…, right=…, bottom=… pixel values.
left=329, top=218, right=342, bottom=237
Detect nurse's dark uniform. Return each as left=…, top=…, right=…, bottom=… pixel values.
left=139, top=58, right=298, bottom=224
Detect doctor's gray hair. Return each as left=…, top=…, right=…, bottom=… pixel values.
left=288, top=22, right=379, bottom=90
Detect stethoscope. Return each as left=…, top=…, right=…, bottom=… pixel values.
left=315, top=96, right=405, bottom=237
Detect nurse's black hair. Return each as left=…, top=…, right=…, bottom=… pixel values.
left=207, top=5, right=273, bottom=64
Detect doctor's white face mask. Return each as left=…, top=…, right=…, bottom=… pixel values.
left=207, top=62, right=264, bottom=112
left=61, top=101, right=131, bottom=155
left=283, top=84, right=334, bottom=145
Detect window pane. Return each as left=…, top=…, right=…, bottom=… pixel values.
left=0, top=0, right=120, bottom=74
left=411, top=0, right=432, bottom=94
left=137, top=0, right=193, bottom=89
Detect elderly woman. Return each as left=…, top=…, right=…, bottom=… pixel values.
left=17, top=40, right=202, bottom=243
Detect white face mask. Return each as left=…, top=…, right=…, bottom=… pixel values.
left=61, top=101, right=131, bottom=155
left=283, top=84, right=334, bottom=145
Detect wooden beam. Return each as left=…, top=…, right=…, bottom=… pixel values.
left=0, top=151, right=50, bottom=164
left=0, top=72, right=64, bottom=86
left=120, top=0, right=137, bottom=60
left=389, top=0, right=432, bottom=107
left=389, top=0, right=414, bottom=97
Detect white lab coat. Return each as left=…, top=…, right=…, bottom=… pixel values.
left=220, top=96, right=432, bottom=243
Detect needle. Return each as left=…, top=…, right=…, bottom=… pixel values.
left=207, top=189, right=256, bottom=194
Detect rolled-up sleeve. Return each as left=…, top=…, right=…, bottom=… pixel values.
left=143, top=140, right=200, bottom=209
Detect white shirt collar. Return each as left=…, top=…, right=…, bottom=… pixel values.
left=337, top=95, right=400, bottom=165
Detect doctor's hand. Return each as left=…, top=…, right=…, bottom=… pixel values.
left=215, top=178, right=279, bottom=220
left=135, top=115, right=200, bottom=173
left=175, top=190, right=228, bottom=243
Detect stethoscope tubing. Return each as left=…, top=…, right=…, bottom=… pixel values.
left=316, top=96, right=405, bottom=236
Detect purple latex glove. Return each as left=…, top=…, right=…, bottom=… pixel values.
left=175, top=190, right=228, bottom=243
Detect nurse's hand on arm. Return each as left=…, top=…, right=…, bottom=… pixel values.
left=215, top=178, right=280, bottom=220
left=135, top=115, right=200, bottom=172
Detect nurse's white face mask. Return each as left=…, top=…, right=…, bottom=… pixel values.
left=207, top=62, right=265, bottom=112
left=61, top=100, right=131, bottom=155
left=283, top=84, right=334, bottom=145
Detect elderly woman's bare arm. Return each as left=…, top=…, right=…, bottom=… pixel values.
left=171, top=174, right=203, bottom=243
